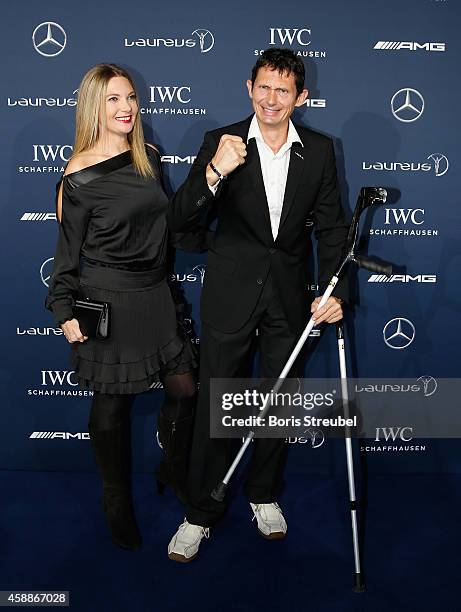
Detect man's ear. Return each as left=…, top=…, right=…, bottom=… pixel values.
left=295, top=89, right=309, bottom=107
left=246, top=79, right=253, bottom=99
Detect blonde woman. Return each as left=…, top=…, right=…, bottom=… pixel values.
left=46, top=64, right=197, bottom=550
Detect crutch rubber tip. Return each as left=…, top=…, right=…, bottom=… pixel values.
left=353, top=573, right=365, bottom=593
left=211, top=482, right=227, bottom=502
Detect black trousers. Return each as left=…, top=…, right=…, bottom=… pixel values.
left=186, top=273, right=301, bottom=527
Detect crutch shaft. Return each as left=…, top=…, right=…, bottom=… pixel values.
left=275, top=276, right=339, bottom=382
left=212, top=281, right=340, bottom=500
left=222, top=431, right=255, bottom=485
left=337, top=323, right=364, bottom=590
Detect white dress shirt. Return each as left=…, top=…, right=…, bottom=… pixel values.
left=247, top=115, right=303, bottom=240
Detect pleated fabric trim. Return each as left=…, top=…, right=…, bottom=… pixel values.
left=71, top=333, right=198, bottom=395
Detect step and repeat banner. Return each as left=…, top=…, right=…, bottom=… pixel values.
left=1, top=0, right=459, bottom=474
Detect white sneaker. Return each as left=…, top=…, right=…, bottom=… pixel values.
left=250, top=502, right=287, bottom=539
left=168, top=518, right=210, bottom=562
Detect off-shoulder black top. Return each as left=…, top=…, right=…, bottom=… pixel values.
left=45, top=148, right=169, bottom=325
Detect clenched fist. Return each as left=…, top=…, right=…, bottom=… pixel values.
left=206, top=135, right=247, bottom=186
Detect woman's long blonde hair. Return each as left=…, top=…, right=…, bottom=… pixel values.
left=73, top=63, right=154, bottom=178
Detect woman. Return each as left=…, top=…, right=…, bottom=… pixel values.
left=46, top=64, right=197, bottom=550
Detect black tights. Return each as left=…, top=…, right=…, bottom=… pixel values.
left=89, top=372, right=196, bottom=431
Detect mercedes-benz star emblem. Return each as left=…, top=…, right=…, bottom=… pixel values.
left=40, top=257, right=54, bottom=287
left=383, top=317, right=416, bottom=349
left=391, top=88, right=425, bottom=123
left=32, top=22, right=67, bottom=57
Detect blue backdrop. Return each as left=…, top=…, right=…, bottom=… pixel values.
left=1, top=0, right=459, bottom=475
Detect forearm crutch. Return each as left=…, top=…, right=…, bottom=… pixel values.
left=336, top=321, right=364, bottom=592
left=212, top=186, right=391, bottom=502
left=211, top=186, right=393, bottom=590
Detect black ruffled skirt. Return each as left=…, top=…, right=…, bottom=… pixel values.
left=70, top=263, right=197, bottom=395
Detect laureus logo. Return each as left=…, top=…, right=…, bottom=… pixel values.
left=417, top=376, right=438, bottom=397
left=427, top=154, right=449, bottom=177
left=362, top=153, right=449, bottom=177
left=305, top=428, right=325, bottom=448
left=193, top=265, right=206, bottom=286
left=124, top=28, right=215, bottom=53
left=191, top=29, right=215, bottom=53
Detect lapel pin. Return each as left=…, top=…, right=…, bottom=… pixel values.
left=294, top=151, right=304, bottom=160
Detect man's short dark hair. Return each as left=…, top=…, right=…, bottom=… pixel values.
left=251, top=48, right=305, bottom=96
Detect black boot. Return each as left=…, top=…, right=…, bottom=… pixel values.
left=89, top=425, right=142, bottom=550
left=155, top=408, right=195, bottom=505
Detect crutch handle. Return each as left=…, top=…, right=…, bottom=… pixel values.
left=354, top=255, right=392, bottom=277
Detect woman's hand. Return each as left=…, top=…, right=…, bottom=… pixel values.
left=61, top=319, right=88, bottom=343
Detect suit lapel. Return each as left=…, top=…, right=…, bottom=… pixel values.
left=245, top=138, right=272, bottom=235
left=278, top=141, right=306, bottom=231
left=229, top=116, right=273, bottom=243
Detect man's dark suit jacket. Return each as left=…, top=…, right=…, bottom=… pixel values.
left=168, top=115, right=349, bottom=335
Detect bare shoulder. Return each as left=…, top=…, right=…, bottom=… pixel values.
left=64, top=151, right=110, bottom=176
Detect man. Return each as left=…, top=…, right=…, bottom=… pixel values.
left=167, top=48, right=348, bottom=561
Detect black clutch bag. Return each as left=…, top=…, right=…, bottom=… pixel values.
left=73, top=298, right=110, bottom=339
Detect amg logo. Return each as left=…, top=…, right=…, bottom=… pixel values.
left=149, top=382, right=164, bottom=390
left=374, top=41, right=445, bottom=52
left=368, top=274, right=437, bottom=283
left=161, top=155, right=196, bottom=164
left=21, top=212, right=56, bottom=221
left=30, top=431, right=90, bottom=440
